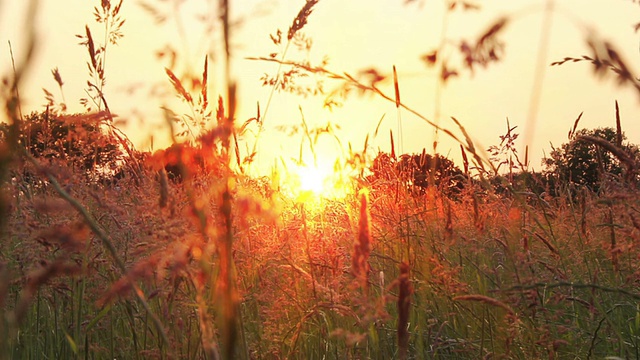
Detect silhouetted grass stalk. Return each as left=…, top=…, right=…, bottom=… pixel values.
left=353, top=189, right=371, bottom=294
left=397, top=262, right=412, bottom=360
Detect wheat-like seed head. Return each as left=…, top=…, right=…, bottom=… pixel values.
left=288, top=0, right=320, bottom=41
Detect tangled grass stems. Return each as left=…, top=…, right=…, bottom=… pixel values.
left=5, top=1, right=640, bottom=359
left=17, top=149, right=171, bottom=351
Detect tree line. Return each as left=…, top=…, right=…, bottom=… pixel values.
left=2, top=110, right=639, bottom=196
left=370, top=127, right=639, bottom=197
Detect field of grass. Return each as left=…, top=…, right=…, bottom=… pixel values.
left=3, top=153, right=640, bottom=359
left=2, top=1, right=640, bottom=359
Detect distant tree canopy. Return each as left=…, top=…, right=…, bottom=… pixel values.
left=148, top=139, right=230, bottom=183
left=371, top=151, right=466, bottom=195
left=543, top=127, right=639, bottom=192
left=150, top=143, right=206, bottom=182
left=0, top=111, right=124, bottom=181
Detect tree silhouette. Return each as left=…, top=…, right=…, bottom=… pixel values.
left=543, top=127, right=639, bottom=192
left=0, top=110, right=124, bottom=182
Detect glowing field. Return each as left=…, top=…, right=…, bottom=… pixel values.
left=2, top=1, right=640, bottom=359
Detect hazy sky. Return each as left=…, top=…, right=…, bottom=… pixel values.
left=2, top=0, right=640, bottom=176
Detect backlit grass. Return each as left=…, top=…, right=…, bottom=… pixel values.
left=2, top=1, right=640, bottom=359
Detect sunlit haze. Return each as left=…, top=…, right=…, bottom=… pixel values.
left=6, top=2, right=640, bottom=355
left=2, top=0, right=640, bottom=181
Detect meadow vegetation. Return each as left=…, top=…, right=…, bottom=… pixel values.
left=2, top=0, right=640, bottom=359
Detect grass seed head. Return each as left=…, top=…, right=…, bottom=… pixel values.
left=288, top=0, right=320, bottom=40
left=352, top=188, right=372, bottom=291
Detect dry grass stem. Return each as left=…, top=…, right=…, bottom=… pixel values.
left=397, top=262, right=412, bottom=360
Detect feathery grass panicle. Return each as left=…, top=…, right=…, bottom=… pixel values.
left=615, top=100, right=622, bottom=147
left=551, top=37, right=640, bottom=99
left=51, top=67, right=64, bottom=88
left=288, top=0, right=320, bottom=41
left=158, top=167, right=169, bottom=208
left=460, top=144, right=469, bottom=175
left=352, top=188, right=371, bottom=292
left=83, top=25, right=97, bottom=71
left=200, top=55, right=209, bottom=112
left=165, top=67, right=194, bottom=105
left=247, top=56, right=475, bottom=154
left=568, top=111, right=583, bottom=139
left=472, top=194, right=484, bottom=231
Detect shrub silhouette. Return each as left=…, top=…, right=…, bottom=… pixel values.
left=371, top=150, right=466, bottom=196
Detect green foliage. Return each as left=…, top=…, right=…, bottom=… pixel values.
left=543, top=127, right=639, bottom=192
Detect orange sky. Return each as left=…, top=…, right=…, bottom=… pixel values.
left=2, top=0, right=640, bottom=177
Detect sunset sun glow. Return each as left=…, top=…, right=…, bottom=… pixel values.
left=298, top=166, right=326, bottom=194
left=285, top=163, right=350, bottom=202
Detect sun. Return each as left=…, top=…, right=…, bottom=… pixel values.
left=298, top=166, right=326, bottom=194
left=285, top=162, right=352, bottom=202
